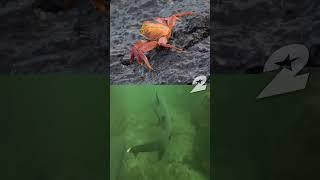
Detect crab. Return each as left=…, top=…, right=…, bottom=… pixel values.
left=130, top=11, right=194, bottom=70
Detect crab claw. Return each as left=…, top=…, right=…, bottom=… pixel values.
left=130, top=46, right=154, bottom=70
left=130, top=46, right=140, bottom=64
left=173, top=11, right=194, bottom=18
left=139, top=51, right=154, bottom=70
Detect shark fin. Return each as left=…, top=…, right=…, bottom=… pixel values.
left=155, top=91, right=160, bottom=106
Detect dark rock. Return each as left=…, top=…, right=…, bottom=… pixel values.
left=33, top=0, right=65, bottom=13
left=0, top=0, right=107, bottom=74
left=213, top=0, right=320, bottom=73
left=309, top=44, right=320, bottom=66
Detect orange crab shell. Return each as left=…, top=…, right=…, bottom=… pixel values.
left=140, top=21, right=172, bottom=41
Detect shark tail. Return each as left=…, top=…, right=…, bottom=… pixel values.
left=127, top=147, right=139, bottom=157
left=127, top=141, right=164, bottom=159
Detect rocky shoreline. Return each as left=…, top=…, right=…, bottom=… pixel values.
left=0, top=0, right=107, bottom=74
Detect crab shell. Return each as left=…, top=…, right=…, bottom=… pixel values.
left=140, top=21, right=172, bottom=41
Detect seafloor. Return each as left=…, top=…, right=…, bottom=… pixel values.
left=110, top=86, right=210, bottom=180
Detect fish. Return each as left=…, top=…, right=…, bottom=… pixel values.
left=127, top=91, right=172, bottom=160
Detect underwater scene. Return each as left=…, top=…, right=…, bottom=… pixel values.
left=110, top=85, right=210, bottom=180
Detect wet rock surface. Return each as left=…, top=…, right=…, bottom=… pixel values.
left=110, top=0, right=210, bottom=84
left=213, top=0, right=320, bottom=74
left=0, top=0, right=107, bottom=74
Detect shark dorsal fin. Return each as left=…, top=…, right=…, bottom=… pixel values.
left=155, top=91, right=160, bottom=105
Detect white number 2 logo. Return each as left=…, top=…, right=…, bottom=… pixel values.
left=257, top=44, right=310, bottom=99
left=190, top=75, right=207, bottom=93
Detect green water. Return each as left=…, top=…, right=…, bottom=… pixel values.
left=110, top=85, right=210, bottom=180
left=213, top=72, right=320, bottom=180
left=0, top=76, right=107, bottom=180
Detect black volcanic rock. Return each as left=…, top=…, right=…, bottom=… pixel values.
left=0, top=0, right=107, bottom=74
left=213, top=0, right=320, bottom=73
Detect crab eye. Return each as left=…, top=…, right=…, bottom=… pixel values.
left=140, top=27, right=145, bottom=33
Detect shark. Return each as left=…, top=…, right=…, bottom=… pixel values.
left=127, top=91, right=172, bottom=160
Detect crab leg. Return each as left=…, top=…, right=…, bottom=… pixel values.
left=174, top=11, right=194, bottom=18
left=139, top=51, right=154, bottom=70
left=158, top=37, right=183, bottom=51
left=168, top=11, right=193, bottom=29
left=131, top=41, right=159, bottom=70
left=130, top=47, right=139, bottom=64
left=155, top=11, right=194, bottom=29
left=139, top=41, right=159, bottom=52
left=130, top=40, right=146, bottom=64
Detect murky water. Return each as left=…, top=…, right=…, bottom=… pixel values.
left=110, top=85, right=210, bottom=180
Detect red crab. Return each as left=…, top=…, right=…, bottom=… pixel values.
left=130, top=11, right=194, bottom=70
